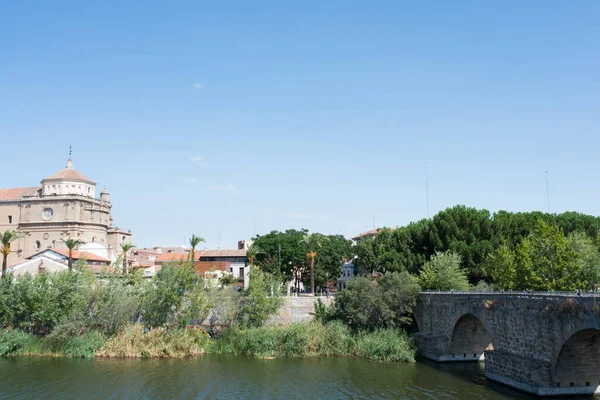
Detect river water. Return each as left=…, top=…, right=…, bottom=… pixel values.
left=0, top=355, right=549, bottom=399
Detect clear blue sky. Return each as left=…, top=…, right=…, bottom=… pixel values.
left=1, top=1, right=599, bottom=249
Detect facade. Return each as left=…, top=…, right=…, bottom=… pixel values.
left=336, top=260, right=357, bottom=291
left=198, top=249, right=248, bottom=288
left=5, top=256, right=68, bottom=277
left=0, top=155, right=131, bottom=268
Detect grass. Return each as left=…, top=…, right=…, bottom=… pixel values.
left=210, top=321, right=416, bottom=362
left=97, top=325, right=209, bottom=358
left=0, top=322, right=416, bottom=362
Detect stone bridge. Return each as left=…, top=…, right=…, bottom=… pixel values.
left=415, top=292, right=600, bottom=397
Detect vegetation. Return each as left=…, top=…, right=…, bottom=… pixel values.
left=353, top=206, right=600, bottom=291
left=120, top=242, right=135, bottom=274
left=300, top=233, right=329, bottom=295
left=252, top=229, right=352, bottom=290
left=1, top=230, right=23, bottom=279
left=211, top=322, right=415, bottom=362
left=188, top=234, right=205, bottom=262
left=61, top=237, right=85, bottom=271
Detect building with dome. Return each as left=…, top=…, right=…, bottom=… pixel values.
left=0, top=155, right=131, bottom=268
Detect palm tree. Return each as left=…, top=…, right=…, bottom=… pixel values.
left=120, top=242, right=135, bottom=274
left=1, top=230, right=23, bottom=279
left=61, top=237, right=85, bottom=272
left=246, top=243, right=264, bottom=266
left=300, top=233, right=329, bottom=296
left=189, top=234, right=205, bottom=263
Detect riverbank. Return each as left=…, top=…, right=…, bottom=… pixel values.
left=0, top=322, right=416, bottom=362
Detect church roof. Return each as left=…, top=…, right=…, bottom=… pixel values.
left=0, top=187, right=40, bottom=201
left=42, top=157, right=95, bottom=184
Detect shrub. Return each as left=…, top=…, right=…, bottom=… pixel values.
left=332, top=271, right=420, bottom=331
left=0, top=330, right=31, bottom=356
left=352, top=329, right=415, bottom=362
left=64, top=331, right=104, bottom=358
left=235, top=267, right=283, bottom=328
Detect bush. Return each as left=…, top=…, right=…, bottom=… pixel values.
left=97, top=324, right=208, bottom=358
left=332, top=271, right=420, bottom=331
left=352, top=329, right=415, bottom=362
left=235, top=267, right=283, bottom=328
left=64, top=331, right=104, bottom=358
left=0, top=330, right=31, bottom=356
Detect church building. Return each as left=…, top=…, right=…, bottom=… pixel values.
left=0, top=154, right=131, bottom=268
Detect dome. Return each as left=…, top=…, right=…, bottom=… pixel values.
left=42, top=157, right=95, bottom=184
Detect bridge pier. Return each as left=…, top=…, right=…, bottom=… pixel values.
left=414, top=333, right=485, bottom=362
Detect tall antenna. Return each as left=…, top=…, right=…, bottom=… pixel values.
left=425, top=161, right=430, bottom=218
left=217, top=231, right=221, bottom=249
left=545, top=170, right=550, bottom=213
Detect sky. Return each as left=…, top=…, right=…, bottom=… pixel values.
left=1, top=1, right=599, bottom=249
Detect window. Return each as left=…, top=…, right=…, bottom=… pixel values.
left=34, top=241, right=41, bottom=250
left=8, top=215, right=12, bottom=224
left=239, top=267, right=244, bottom=278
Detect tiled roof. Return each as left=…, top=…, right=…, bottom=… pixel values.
left=0, top=187, right=40, bottom=201
left=37, top=248, right=112, bottom=263
left=200, top=249, right=247, bottom=257
left=155, top=252, right=198, bottom=262
left=351, top=228, right=396, bottom=240
left=43, top=168, right=95, bottom=184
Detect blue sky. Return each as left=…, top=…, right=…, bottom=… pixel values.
left=1, top=1, right=599, bottom=249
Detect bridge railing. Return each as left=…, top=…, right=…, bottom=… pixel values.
left=420, top=290, right=600, bottom=298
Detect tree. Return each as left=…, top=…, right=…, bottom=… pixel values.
left=61, top=237, right=85, bottom=272
left=120, top=242, right=135, bottom=274
left=418, top=251, right=470, bottom=291
left=314, top=235, right=352, bottom=287
left=189, top=234, right=205, bottom=263
left=482, top=244, right=517, bottom=290
left=246, top=243, right=264, bottom=267
left=1, top=230, right=23, bottom=279
left=332, top=271, right=420, bottom=330
left=516, top=220, right=579, bottom=291
left=300, top=233, right=329, bottom=295
left=252, top=229, right=308, bottom=281
left=568, top=231, right=600, bottom=290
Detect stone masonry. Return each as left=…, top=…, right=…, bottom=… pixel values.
left=414, top=292, right=600, bottom=397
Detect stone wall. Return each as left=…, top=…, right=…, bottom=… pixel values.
left=268, top=296, right=334, bottom=325
left=415, top=293, right=600, bottom=396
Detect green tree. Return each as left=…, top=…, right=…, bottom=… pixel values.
left=246, top=243, right=264, bottom=267
left=515, top=220, right=579, bottom=291
left=300, top=233, right=329, bottom=295
left=120, top=242, right=135, bottom=274
left=314, top=235, right=352, bottom=287
left=189, top=234, right=205, bottom=262
left=236, top=267, right=283, bottom=327
left=482, top=244, right=517, bottom=290
left=418, top=251, right=470, bottom=291
left=1, top=230, right=23, bottom=279
left=61, top=237, right=85, bottom=272
left=252, top=229, right=308, bottom=281
left=568, top=231, right=600, bottom=290
left=332, top=271, right=420, bottom=330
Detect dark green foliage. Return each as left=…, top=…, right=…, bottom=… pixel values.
left=332, top=271, right=420, bottom=331
left=64, top=331, right=104, bottom=358
left=354, top=205, right=600, bottom=290
left=211, top=322, right=415, bottom=362
left=252, top=230, right=352, bottom=287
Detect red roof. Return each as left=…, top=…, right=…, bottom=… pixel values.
left=351, top=228, right=396, bottom=240
left=0, top=187, right=40, bottom=201
left=43, top=168, right=95, bottom=184
left=34, top=248, right=112, bottom=263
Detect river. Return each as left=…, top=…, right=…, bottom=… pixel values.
left=0, top=355, right=563, bottom=399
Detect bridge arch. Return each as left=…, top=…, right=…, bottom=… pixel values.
left=553, top=328, right=600, bottom=392
left=448, top=313, right=493, bottom=361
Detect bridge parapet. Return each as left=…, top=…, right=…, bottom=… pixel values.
left=415, top=292, right=600, bottom=397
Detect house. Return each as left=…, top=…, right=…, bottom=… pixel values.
left=337, top=260, right=357, bottom=291
left=197, top=249, right=248, bottom=288
left=28, top=248, right=112, bottom=267
left=4, top=256, right=68, bottom=277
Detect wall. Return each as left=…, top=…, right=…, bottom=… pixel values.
left=415, top=293, right=600, bottom=396
left=268, top=296, right=334, bottom=325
